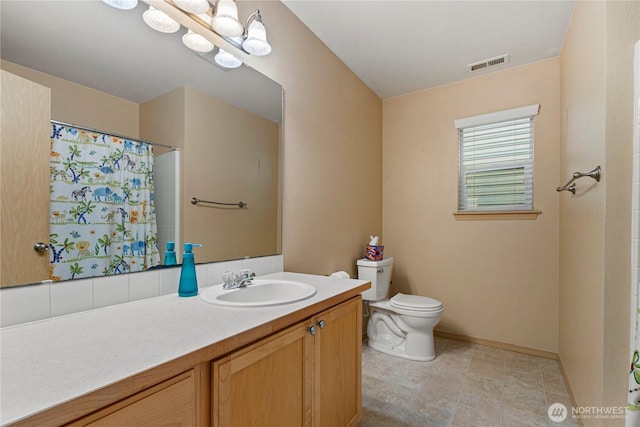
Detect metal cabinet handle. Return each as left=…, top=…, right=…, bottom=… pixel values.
left=316, top=320, right=326, bottom=329
left=307, top=326, right=317, bottom=336
left=34, top=242, right=49, bottom=253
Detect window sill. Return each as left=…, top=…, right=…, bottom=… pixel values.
left=453, top=210, right=541, bottom=221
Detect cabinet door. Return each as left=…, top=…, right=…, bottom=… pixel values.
left=314, top=297, right=362, bottom=427
left=67, top=369, right=201, bottom=426
left=1, top=70, right=51, bottom=286
left=213, top=322, right=314, bottom=427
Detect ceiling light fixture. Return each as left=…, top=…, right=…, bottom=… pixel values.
left=102, top=0, right=138, bottom=10
left=173, top=0, right=210, bottom=15
left=242, top=10, right=271, bottom=56
left=215, top=48, right=242, bottom=69
left=211, top=0, right=244, bottom=37
left=142, top=6, right=180, bottom=33
left=103, top=0, right=272, bottom=70
left=183, top=29, right=215, bottom=53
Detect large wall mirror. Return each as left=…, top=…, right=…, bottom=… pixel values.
left=0, top=1, right=282, bottom=288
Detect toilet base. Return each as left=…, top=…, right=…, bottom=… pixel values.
left=367, top=339, right=436, bottom=362
left=366, top=309, right=439, bottom=361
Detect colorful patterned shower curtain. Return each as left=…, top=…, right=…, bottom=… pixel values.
left=49, top=124, right=160, bottom=281
left=628, top=40, right=640, bottom=426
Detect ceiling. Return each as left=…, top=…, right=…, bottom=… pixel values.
left=0, top=1, right=575, bottom=110
left=0, top=0, right=282, bottom=123
left=283, top=0, right=575, bottom=99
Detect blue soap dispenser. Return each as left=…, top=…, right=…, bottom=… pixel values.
left=164, top=241, right=177, bottom=266
left=178, top=243, right=202, bottom=297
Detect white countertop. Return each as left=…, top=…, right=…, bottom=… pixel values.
left=0, top=272, right=368, bottom=426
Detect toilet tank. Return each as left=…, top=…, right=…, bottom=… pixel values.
left=358, top=257, right=393, bottom=301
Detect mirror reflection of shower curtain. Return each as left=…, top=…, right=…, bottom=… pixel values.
left=628, top=40, right=640, bottom=425
left=49, top=124, right=160, bottom=281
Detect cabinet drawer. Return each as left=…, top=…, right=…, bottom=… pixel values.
left=66, top=370, right=197, bottom=427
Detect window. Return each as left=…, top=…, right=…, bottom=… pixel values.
left=455, top=104, right=539, bottom=212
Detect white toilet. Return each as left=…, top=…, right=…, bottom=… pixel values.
left=359, top=257, right=444, bottom=361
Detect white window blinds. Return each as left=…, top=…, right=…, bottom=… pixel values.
left=455, top=104, right=539, bottom=212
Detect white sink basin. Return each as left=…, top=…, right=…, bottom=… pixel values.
left=200, top=279, right=317, bottom=307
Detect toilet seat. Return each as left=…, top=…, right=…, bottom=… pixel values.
left=369, top=294, right=444, bottom=318
left=390, top=293, right=443, bottom=312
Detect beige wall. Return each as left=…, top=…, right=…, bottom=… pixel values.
left=139, top=86, right=187, bottom=262
left=0, top=60, right=139, bottom=137
left=382, top=59, right=561, bottom=352
left=183, top=86, right=279, bottom=261
left=140, top=86, right=280, bottom=262
left=139, top=86, right=186, bottom=150
left=238, top=1, right=383, bottom=277
left=602, top=1, right=639, bottom=415
left=560, top=0, right=639, bottom=419
left=559, top=1, right=606, bottom=410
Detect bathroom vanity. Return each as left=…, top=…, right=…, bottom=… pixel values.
left=0, top=272, right=369, bottom=426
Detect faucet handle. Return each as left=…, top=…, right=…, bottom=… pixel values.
left=240, top=269, right=255, bottom=278
left=223, top=271, right=234, bottom=286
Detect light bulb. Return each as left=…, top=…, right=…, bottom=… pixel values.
left=182, top=30, right=215, bottom=53
left=143, top=6, right=180, bottom=33
left=102, top=0, right=138, bottom=10
left=215, top=48, right=242, bottom=69
left=242, top=19, right=271, bottom=56
left=211, top=0, right=243, bottom=37
left=173, top=0, right=209, bottom=14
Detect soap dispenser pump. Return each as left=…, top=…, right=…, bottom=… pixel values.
left=164, top=241, right=177, bottom=266
left=178, top=243, right=202, bottom=297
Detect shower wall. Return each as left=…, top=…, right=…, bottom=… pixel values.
left=153, top=149, right=180, bottom=264
left=559, top=0, right=640, bottom=416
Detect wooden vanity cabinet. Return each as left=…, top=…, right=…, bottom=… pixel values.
left=65, top=365, right=209, bottom=427
left=313, top=296, right=362, bottom=427
left=212, top=297, right=362, bottom=427
left=9, top=294, right=364, bottom=427
left=212, top=319, right=314, bottom=426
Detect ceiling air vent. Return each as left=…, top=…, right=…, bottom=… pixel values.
left=467, top=54, right=510, bottom=72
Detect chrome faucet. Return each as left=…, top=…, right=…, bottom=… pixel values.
left=223, top=269, right=256, bottom=289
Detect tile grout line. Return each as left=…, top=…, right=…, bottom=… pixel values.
left=499, top=351, right=506, bottom=427
left=449, top=338, right=463, bottom=426
left=541, top=359, right=554, bottom=427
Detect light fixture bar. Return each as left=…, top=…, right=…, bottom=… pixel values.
left=142, top=0, right=250, bottom=63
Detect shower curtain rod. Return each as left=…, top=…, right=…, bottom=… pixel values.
left=50, top=120, right=179, bottom=151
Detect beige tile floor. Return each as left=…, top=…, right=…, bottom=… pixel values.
left=360, top=336, right=579, bottom=427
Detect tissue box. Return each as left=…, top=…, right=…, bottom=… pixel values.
left=366, top=245, right=384, bottom=261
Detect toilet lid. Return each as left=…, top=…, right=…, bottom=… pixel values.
left=390, top=293, right=443, bottom=311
